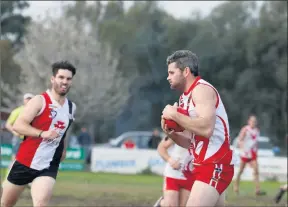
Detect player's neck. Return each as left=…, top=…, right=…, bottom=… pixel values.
left=183, top=76, right=200, bottom=94
left=49, top=89, right=66, bottom=105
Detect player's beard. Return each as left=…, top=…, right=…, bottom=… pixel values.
left=53, top=82, right=70, bottom=96
left=170, top=77, right=185, bottom=91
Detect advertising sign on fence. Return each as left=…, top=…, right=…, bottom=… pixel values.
left=1, top=144, right=85, bottom=171
left=91, top=147, right=287, bottom=182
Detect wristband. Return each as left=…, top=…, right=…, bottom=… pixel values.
left=38, top=130, right=44, bottom=138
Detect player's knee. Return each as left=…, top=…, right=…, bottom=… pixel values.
left=253, top=168, right=259, bottom=176
left=163, top=198, right=178, bottom=207
left=33, top=197, right=50, bottom=207
left=33, top=200, right=48, bottom=207
left=1, top=197, right=15, bottom=207
left=237, top=168, right=244, bottom=175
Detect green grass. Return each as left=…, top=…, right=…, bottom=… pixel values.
left=1, top=169, right=287, bottom=206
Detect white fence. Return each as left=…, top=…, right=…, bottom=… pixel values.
left=91, top=147, right=287, bottom=182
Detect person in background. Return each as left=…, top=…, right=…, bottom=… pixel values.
left=274, top=184, right=287, bottom=204
left=234, top=115, right=266, bottom=196
left=3, top=93, right=34, bottom=182
left=77, top=127, right=92, bottom=164
left=148, top=128, right=162, bottom=149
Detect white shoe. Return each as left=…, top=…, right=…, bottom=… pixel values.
left=153, top=196, right=163, bottom=207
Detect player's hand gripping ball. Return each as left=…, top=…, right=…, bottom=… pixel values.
left=165, top=107, right=189, bottom=132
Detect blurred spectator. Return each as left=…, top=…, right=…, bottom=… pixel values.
left=148, top=128, right=162, bottom=149
left=69, top=135, right=80, bottom=148
left=272, top=146, right=280, bottom=155
left=77, top=127, right=92, bottom=164
left=274, top=183, right=287, bottom=204
left=121, top=138, right=136, bottom=149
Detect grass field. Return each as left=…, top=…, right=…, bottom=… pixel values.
left=1, top=169, right=287, bottom=206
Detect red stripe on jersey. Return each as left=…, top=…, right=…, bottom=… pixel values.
left=191, top=115, right=232, bottom=165
left=16, top=92, right=53, bottom=167
left=192, top=135, right=209, bottom=164
left=204, top=115, right=232, bottom=164
left=184, top=76, right=201, bottom=95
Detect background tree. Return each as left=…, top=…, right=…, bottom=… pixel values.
left=14, top=16, right=137, bottom=138
left=0, top=0, right=31, bottom=49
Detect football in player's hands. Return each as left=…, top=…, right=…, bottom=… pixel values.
left=164, top=107, right=189, bottom=132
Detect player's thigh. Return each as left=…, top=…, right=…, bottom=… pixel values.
left=1, top=180, right=26, bottom=207
left=186, top=181, right=220, bottom=207
left=163, top=190, right=179, bottom=207
left=215, top=191, right=226, bottom=207
left=249, top=160, right=259, bottom=173
left=163, top=177, right=180, bottom=206
left=238, top=159, right=247, bottom=172
left=179, top=188, right=190, bottom=207
left=31, top=176, right=56, bottom=206
left=249, top=159, right=258, bottom=168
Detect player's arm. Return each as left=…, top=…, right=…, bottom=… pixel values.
left=237, top=127, right=247, bottom=149
left=171, top=84, right=217, bottom=138
left=13, top=95, right=44, bottom=137
left=5, top=110, right=19, bottom=136
left=158, top=137, right=181, bottom=170
left=161, top=118, right=191, bottom=149
left=157, top=137, right=174, bottom=162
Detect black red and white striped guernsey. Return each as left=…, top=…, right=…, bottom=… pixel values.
left=16, top=90, right=76, bottom=170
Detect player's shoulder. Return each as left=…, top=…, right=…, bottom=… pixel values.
left=241, top=125, right=250, bottom=132
left=68, top=100, right=77, bottom=114
left=194, top=79, right=216, bottom=94
left=69, top=100, right=76, bottom=110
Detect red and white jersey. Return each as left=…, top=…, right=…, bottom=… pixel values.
left=16, top=90, right=76, bottom=170
left=164, top=143, right=191, bottom=180
left=239, top=126, right=259, bottom=158
left=179, top=76, right=235, bottom=166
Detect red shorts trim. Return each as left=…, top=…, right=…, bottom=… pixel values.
left=240, top=151, right=257, bottom=163
left=184, top=164, right=234, bottom=195
left=163, top=176, right=193, bottom=191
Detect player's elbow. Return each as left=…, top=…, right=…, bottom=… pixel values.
left=203, top=127, right=214, bottom=138
left=12, top=124, right=20, bottom=133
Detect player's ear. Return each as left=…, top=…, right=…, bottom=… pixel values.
left=50, top=76, right=54, bottom=84
left=184, top=67, right=190, bottom=77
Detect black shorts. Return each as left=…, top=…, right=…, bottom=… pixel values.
left=7, top=160, right=59, bottom=185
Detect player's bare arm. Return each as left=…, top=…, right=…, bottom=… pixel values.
left=13, top=95, right=59, bottom=139
left=5, top=116, right=19, bottom=136
left=163, top=84, right=217, bottom=138
left=161, top=117, right=190, bottom=149
left=237, top=127, right=247, bottom=148
left=157, top=137, right=174, bottom=162
left=158, top=137, right=181, bottom=170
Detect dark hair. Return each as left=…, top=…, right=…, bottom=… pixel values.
left=166, top=50, right=199, bottom=76
left=52, top=61, right=76, bottom=76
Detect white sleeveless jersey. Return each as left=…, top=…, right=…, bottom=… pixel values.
left=16, top=90, right=76, bottom=170
left=179, top=77, right=236, bottom=166
left=240, top=126, right=259, bottom=158
left=163, top=144, right=190, bottom=180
